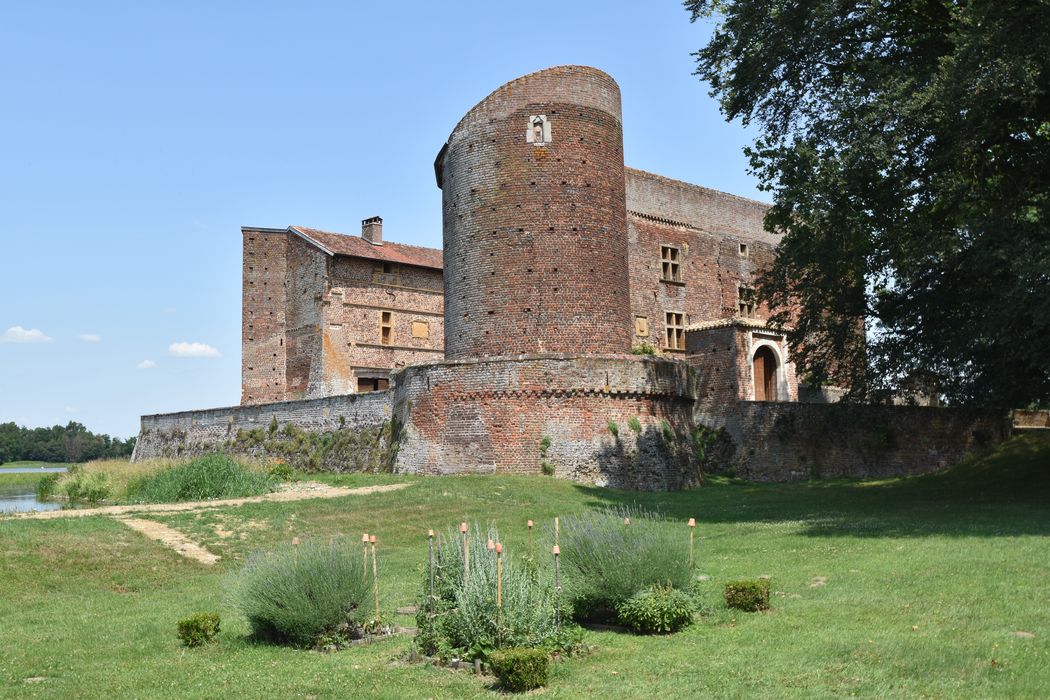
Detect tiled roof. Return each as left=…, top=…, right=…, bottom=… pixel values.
left=686, top=316, right=784, bottom=332
left=290, top=226, right=443, bottom=271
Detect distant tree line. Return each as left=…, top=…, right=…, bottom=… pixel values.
left=0, top=422, right=135, bottom=464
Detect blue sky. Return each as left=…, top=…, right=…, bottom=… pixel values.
left=0, top=1, right=762, bottom=439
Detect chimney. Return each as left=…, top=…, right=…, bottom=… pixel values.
left=361, top=216, right=383, bottom=245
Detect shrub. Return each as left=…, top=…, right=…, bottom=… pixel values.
left=489, top=648, right=550, bottom=692
left=268, top=460, right=293, bottom=481
left=232, top=537, right=372, bottom=647
left=36, top=473, right=60, bottom=501
left=126, top=454, right=276, bottom=503
left=616, top=585, right=695, bottom=634
left=627, top=416, right=643, bottom=433
left=559, top=506, right=692, bottom=622
left=607, top=420, right=619, bottom=437
left=541, top=460, right=555, bottom=476
left=61, top=470, right=111, bottom=504
left=416, top=523, right=576, bottom=662
left=631, top=343, right=657, bottom=356
left=177, top=612, right=220, bottom=647
left=724, top=579, right=771, bottom=612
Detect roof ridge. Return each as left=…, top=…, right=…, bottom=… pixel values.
left=291, top=225, right=441, bottom=253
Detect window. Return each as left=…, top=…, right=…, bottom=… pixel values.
left=738, top=286, right=756, bottom=318
left=411, top=320, right=429, bottom=339
left=635, top=316, right=649, bottom=337
left=660, top=246, right=681, bottom=282
left=739, top=243, right=749, bottom=257
left=665, top=312, right=685, bottom=350
left=380, top=311, right=393, bottom=345
left=357, top=377, right=389, bottom=393
left=526, top=115, right=550, bottom=144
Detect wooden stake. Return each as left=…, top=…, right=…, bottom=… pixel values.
left=361, top=532, right=369, bottom=579
left=552, top=544, right=561, bottom=591
left=461, top=522, right=469, bottom=576
left=554, top=517, right=559, bottom=548
left=496, top=542, right=503, bottom=643
left=688, top=518, right=696, bottom=569
left=527, top=519, right=534, bottom=558
left=370, top=534, right=380, bottom=623
left=428, top=529, right=435, bottom=602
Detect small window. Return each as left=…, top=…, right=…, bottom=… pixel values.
left=738, top=286, right=756, bottom=318
left=635, top=316, right=649, bottom=337
left=380, top=311, right=393, bottom=345
left=665, top=312, right=685, bottom=350
left=660, top=246, right=681, bottom=282
left=383, top=262, right=393, bottom=274
left=739, top=243, right=749, bottom=257
left=411, top=320, right=429, bottom=339
left=357, top=377, right=390, bottom=393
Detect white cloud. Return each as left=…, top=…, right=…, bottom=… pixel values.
left=168, top=341, right=221, bottom=358
left=137, top=359, right=157, bottom=369
left=79, top=333, right=101, bottom=343
left=1, top=326, right=54, bottom=343
left=63, top=405, right=79, bottom=414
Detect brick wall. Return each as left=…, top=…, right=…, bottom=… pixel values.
left=390, top=354, right=701, bottom=490
left=713, top=402, right=1010, bottom=481
left=437, top=65, right=633, bottom=358
left=242, top=228, right=290, bottom=405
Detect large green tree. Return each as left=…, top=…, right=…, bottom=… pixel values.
left=687, top=0, right=1050, bottom=406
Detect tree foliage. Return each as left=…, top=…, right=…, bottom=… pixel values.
left=0, top=421, right=135, bottom=464
left=687, top=0, right=1050, bottom=406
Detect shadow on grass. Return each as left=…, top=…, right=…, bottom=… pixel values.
left=570, top=433, right=1050, bottom=539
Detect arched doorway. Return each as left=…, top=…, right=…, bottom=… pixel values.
left=753, top=345, right=779, bottom=401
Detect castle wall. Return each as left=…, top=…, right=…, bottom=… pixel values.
left=391, top=355, right=702, bottom=490
left=438, top=65, right=633, bottom=358
left=133, top=392, right=393, bottom=470
left=286, top=233, right=330, bottom=399
left=707, top=402, right=1009, bottom=481
left=324, top=257, right=444, bottom=386
left=242, top=228, right=290, bottom=405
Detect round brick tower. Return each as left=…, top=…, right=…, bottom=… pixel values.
left=435, top=65, right=633, bottom=359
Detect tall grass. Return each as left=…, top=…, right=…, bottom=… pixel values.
left=559, top=506, right=693, bottom=621
left=125, top=454, right=276, bottom=503
left=231, top=536, right=372, bottom=647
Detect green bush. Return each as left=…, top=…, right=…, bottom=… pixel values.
left=541, top=460, right=555, bottom=476
left=627, top=416, right=643, bottom=433
left=559, top=506, right=693, bottom=622
left=36, top=473, right=60, bottom=501
left=177, top=612, right=220, bottom=647
left=268, top=460, right=293, bottom=481
left=724, top=578, right=771, bottom=612
left=126, top=453, right=276, bottom=503
left=488, top=648, right=550, bottom=692
left=415, top=523, right=577, bottom=662
left=232, top=537, right=372, bottom=647
left=616, top=585, right=695, bottom=634
left=62, top=470, right=111, bottom=504
left=607, top=420, right=619, bottom=437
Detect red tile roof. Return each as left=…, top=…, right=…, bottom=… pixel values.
left=290, top=226, right=443, bottom=270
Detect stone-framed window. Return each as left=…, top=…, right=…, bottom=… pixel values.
left=665, top=312, right=685, bottom=350
left=739, top=242, right=749, bottom=258
left=635, top=316, right=649, bottom=337
left=738, top=286, right=756, bottom=318
left=661, top=245, right=682, bottom=283
left=526, top=115, right=551, bottom=145
left=380, top=311, right=393, bottom=345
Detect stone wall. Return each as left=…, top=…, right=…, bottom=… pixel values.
left=241, top=227, right=290, bottom=405
left=133, top=393, right=393, bottom=471
left=709, top=402, right=1010, bottom=482
left=391, top=354, right=702, bottom=490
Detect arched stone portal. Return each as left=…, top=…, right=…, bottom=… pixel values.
left=753, top=345, right=779, bottom=401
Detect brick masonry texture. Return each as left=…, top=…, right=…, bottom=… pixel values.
left=707, top=402, right=1010, bottom=481
left=437, top=65, right=633, bottom=358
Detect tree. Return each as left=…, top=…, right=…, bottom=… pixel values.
left=687, top=0, right=1050, bottom=407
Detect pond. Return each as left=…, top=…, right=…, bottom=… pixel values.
left=0, top=466, right=67, bottom=513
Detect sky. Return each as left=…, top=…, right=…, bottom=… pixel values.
left=0, top=1, right=763, bottom=439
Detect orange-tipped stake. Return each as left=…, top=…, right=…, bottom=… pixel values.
left=292, top=537, right=301, bottom=546
left=688, top=518, right=696, bottom=568
left=552, top=544, right=561, bottom=590
left=428, top=529, right=435, bottom=600
left=461, top=522, right=469, bottom=576
left=554, top=517, right=560, bottom=547
left=527, top=519, right=534, bottom=557
left=362, top=533, right=369, bottom=577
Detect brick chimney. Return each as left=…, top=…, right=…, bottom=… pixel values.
left=361, top=216, right=383, bottom=245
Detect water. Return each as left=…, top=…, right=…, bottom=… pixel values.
left=0, top=466, right=68, bottom=513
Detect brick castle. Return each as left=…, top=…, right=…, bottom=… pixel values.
left=135, top=66, right=1007, bottom=487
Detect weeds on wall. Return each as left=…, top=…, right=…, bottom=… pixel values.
left=229, top=419, right=401, bottom=473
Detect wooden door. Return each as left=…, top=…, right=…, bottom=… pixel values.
left=753, top=346, right=778, bottom=401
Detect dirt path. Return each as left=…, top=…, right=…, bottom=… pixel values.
left=118, top=518, right=222, bottom=564
left=4, top=481, right=410, bottom=520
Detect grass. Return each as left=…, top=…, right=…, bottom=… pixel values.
left=0, top=434, right=1048, bottom=698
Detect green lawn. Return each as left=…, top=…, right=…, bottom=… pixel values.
left=1, top=435, right=1048, bottom=698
